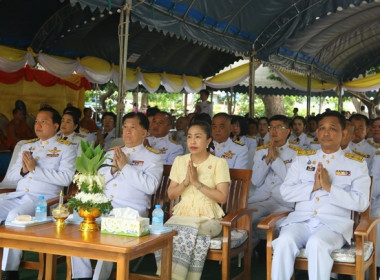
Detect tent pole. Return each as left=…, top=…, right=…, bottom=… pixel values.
left=184, top=91, right=188, bottom=116
left=337, top=80, right=343, bottom=113
left=249, top=52, right=256, bottom=118
left=116, top=0, right=132, bottom=137
left=307, top=70, right=312, bottom=116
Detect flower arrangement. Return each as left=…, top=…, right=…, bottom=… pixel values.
left=67, top=141, right=113, bottom=215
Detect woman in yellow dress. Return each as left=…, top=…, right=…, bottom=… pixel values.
left=156, top=121, right=230, bottom=280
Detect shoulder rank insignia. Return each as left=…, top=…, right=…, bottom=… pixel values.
left=310, top=140, right=320, bottom=144
left=233, top=140, right=245, bottom=146
left=246, top=135, right=256, bottom=139
left=256, top=143, right=270, bottom=151
left=345, top=152, right=365, bottom=162
left=376, top=150, right=380, bottom=155
left=169, top=138, right=180, bottom=145
left=146, top=146, right=160, bottom=154
left=56, top=138, right=71, bottom=145
left=76, top=133, right=86, bottom=138
left=289, top=145, right=303, bottom=151
left=306, top=133, right=314, bottom=138
left=367, top=140, right=380, bottom=149
left=352, top=149, right=370, bottom=158
left=25, top=138, right=39, bottom=144
left=297, top=149, right=317, bottom=156
left=108, top=145, right=123, bottom=151
left=289, top=140, right=299, bottom=145
left=80, top=127, right=89, bottom=133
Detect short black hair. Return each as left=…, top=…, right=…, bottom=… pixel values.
left=258, top=116, right=269, bottom=124
left=269, top=115, right=291, bottom=128
left=102, top=112, right=117, bottom=123
left=200, top=89, right=210, bottom=97
left=292, top=116, right=306, bottom=126
left=318, top=110, right=346, bottom=129
left=146, top=106, right=160, bottom=118
left=213, top=112, right=231, bottom=122
left=39, top=107, right=61, bottom=131
left=63, top=105, right=82, bottom=119
left=191, top=113, right=212, bottom=126
left=231, top=116, right=249, bottom=136
left=123, top=112, right=149, bottom=131
left=349, top=113, right=370, bottom=126
left=188, top=121, right=212, bottom=139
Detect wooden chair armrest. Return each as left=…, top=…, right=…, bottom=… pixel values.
left=0, top=188, right=16, bottom=194
left=354, top=217, right=380, bottom=237
left=257, top=211, right=291, bottom=230
left=220, top=208, right=255, bottom=227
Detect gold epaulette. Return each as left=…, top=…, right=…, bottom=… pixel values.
left=289, top=140, right=299, bottom=145
left=246, top=135, right=256, bottom=139
left=24, top=138, right=39, bottom=143
left=233, top=140, right=245, bottom=146
left=76, top=133, right=86, bottom=138
left=352, top=149, right=370, bottom=158
left=297, top=149, right=317, bottom=156
left=310, top=140, right=320, bottom=144
left=289, top=145, right=303, bottom=151
left=146, top=146, right=159, bottom=154
left=80, top=127, right=89, bottom=133
left=169, top=138, right=180, bottom=145
left=367, top=140, right=380, bottom=149
left=306, top=133, right=314, bottom=138
left=256, top=143, right=270, bottom=151
left=345, top=152, right=365, bottom=162
left=376, top=150, right=380, bottom=155
left=57, top=138, right=71, bottom=145
left=108, top=145, right=123, bottom=151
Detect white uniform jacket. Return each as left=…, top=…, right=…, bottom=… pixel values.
left=349, top=139, right=376, bottom=170
left=100, top=144, right=164, bottom=217
left=211, top=138, right=248, bottom=169
left=146, top=134, right=184, bottom=165
left=57, top=131, right=86, bottom=155
left=249, top=141, right=299, bottom=206
left=280, top=148, right=370, bottom=243
left=288, top=132, right=313, bottom=150
left=6, top=135, right=77, bottom=200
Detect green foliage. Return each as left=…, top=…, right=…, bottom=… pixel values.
left=148, top=93, right=185, bottom=116
left=76, top=141, right=110, bottom=175
left=67, top=198, right=112, bottom=215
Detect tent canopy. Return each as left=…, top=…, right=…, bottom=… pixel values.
left=1, top=0, right=380, bottom=85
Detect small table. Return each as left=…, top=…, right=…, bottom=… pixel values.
left=0, top=223, right=175, bottom=280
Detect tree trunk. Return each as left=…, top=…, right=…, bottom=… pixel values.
left=99, top=88, right=115, bottom=112
left=141, top=92, right=148, bottom=110
left=261, top=95, right=285, bottom=117
left=132, top=91, right=139, bottom=109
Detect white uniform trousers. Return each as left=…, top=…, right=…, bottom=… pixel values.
left=371, top=198, right=380, bottom=267
left=272, top=220, right=345, bottom=280
left=71, top=258, right=113, bottom=279
left=0, top=195, right=36, bottom=270
left=248, top=197, right=292, bottom=249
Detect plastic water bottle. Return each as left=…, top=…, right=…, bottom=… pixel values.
left=151, top=205, right=164, bottom=229
left=35, top=196, right=47, bottom=221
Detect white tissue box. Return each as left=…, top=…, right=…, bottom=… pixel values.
left=101, top=216, right=150, bottom=237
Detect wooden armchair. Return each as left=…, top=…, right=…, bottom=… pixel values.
left=258, top=178, right=380, bottom=280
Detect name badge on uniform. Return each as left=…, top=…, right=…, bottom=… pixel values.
left=336, top=170, right=351, bottom=176
left=131, top=160, right=144, bottom=166
left=283, top=159, right=292, bottom=164
left=222, top=151, right=235, bottom=159
left=306, top=166, right=315, bottom=171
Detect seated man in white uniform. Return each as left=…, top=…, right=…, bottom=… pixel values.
left=271, top=111, right=370, bottom=280
left=248, top=115, right=298, bottom=250
left=1, top=107, right=77, bottom=280
left=348, top=113, right=376, bottom=169
left=145, top=111, right=183, bottom=164
left=71, top=112, right=164, bottom=280
left=210, top=113, right=248, bottom=169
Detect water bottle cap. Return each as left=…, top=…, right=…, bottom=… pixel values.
left=39, top=195, right=45, bottom=200
left=155, top=205, right=161, bottom=209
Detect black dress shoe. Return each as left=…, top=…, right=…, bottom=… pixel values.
left=1, top=271, right=19, bottom=280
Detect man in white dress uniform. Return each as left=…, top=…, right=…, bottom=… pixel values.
left=1, top=107, right=77, bottom=280
left=71, top=112, right=164, bottom=280
left=271, top=111, right=370, bottom=280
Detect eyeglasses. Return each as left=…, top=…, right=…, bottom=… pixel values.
left=268, top=126, right=288, bottom=131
